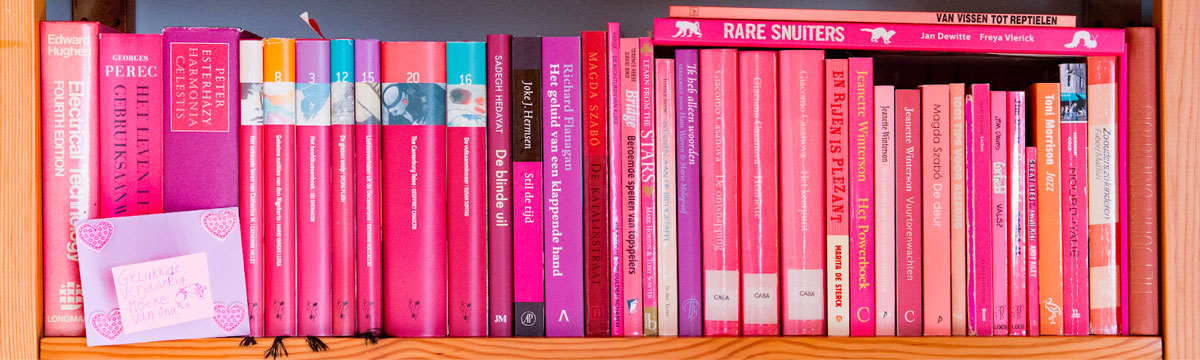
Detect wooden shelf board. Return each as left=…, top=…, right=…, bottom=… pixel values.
left=41, top=336, right=1161, bottom=359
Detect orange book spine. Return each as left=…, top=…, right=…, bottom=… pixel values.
left=1032, top=83, right=1064, bottom=335
left=1086, top=56, right=1118, bottom=335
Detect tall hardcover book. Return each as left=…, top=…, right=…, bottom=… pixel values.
left=1008, top=91, right=1029, bottom=336
left=619, top=38, right=644, bottom=336
left=263, top=37, right=298, bottom=336
left=238, top=38, right=266, bottom=337
left=674, top=49, right=704, bottom=337
left=330, top=38, right=356, bottom=336
left=353, top=39, right=383, bottom=335
left=1087, top=56, right=1119, bottom=335
left=666, top=6, right=1077, bottom=27
left=779, top=50, right=825, bottom=336
left=921, top=84, right=951, bottom=336
left=638, top=38, right=659, bottom=337
left=1027, top=147, right=1041, bottom=336
left=895, top=89, right=923, bottom=337
left=825, top=59, right=850, bottom=337
left=581, top=30, right=610, bottom=337
left=512, top=37, right=546, bottom=337
left=848, top=57, right=875, bottom=337
left=486, top=34, right=515, bottom=337
left=381, top=41, right=448, bottom=337
left=606, top=23, right=626, bottom=337
left=447, top=41, right=488, bottom=337
left=739, top=51, right=780, bottom=336
left=655, top=58, right=680, bottom=337
left=1032, top=82, right=1064, bottom=336
left=701, top=48, right=740, bottom=336
left=99, top=33, right=163, bottom=219
left=296, top=38, right=333, bottom=336
left=990, top=90, right=1008, bottom=336
left=162, top=27, right=253, bottom=212
left=41, top=21, right=112, bottom=336
left=1125, top=27, right=1159, bottom=336
left=948, top=83, right=967, bottom=336
left=875, top=85, right=896, bottom=336
left=542, top=37, right=585, bottom=337
left=1059, top=64, right=1090, bottom=336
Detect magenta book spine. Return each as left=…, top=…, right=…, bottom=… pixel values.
left=99, top=33, right=164, bottom=219
left=381, top=41, right=449, bottom=337
left=1059, top=63, right=1090, bottom=336
left=652, top=19, right=1126, bottom=56
left=329, top=38, right=356, bottom=336
left=779, top=50, right=825, bottom=336
left=512, top=37, right=545, bottom=337
left=295, top=39, right=333, bottom=336
left=542, top=37, right=585, bottom=337
left=605, top=23, right=625, bottom=337
left=41, top=21, right=110, bottom=336
left=638, top=37, right=659, bottom=336
left=967, top=85, right=994, bottom=336
left=447, top=41, right=488, bottom=337
left=618, top=38, right=644, bottom=336
left=848, top=57, right=875, bottom=337
left=701, top=48, right=741, bottom=336
left=875, top=85, right=896, bottom=336
left=826, top=59, right=851, bottom=337
left=739, top=50, right=780, bottom=336
left=895, top=89, right=923, bottom=336
left=1008, top=91, right=1029, bottom=336
left=990, top=91, right=1009, bottom=336
left=486, top=34, right=514, bottom=337
left=263, top=38, right=298, bottom=337
left=237, top=38, right=266, bottom=337
left=352, top=39, right=383, bottom=335
left=1027, top=147, right=1041, bottom=336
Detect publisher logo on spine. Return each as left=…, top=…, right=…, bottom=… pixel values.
left=520, top=310, right=537, bottom=327
left=672, top=21, right=702, bottom=38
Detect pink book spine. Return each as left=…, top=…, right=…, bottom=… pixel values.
left=825, top=59, right=850, bottom=337
left=920, top=84, right=951, bottom=336
left=447, top=41, right=488, bottom=337
left=1087, top=56, right=1119, bottom=335
left=779, top=50, right=826, bottom=336
left=965, top=96, right=977, bottom=335
left=990, top=91, right=1009, bottom=336
left=1027, top=147, right=1040, bottom=336
left=739, top=51, right=780, bottom=336
left=486, top=34, right=515, bottom=338
left=329, top=39, right=356, bottom=336
left=967, top=85, right=993, bottom=336
left=99, top=33, right=164, bottom=219
left=874, top=85, right=896, bottom=337
left=949, top=83, right=967, bottom=336
left=296, top=39, right=333, bottom=336
left=895, top=89, right=923, bottom=337
left=237, top=39, right=266, bottom=337
left=606, top=23, right=625, bottom=336
left=638, top=37, right=659, bottom=336
left=381, top=41, right=449, bottom=337
left=1007, top=91, right=1029, bottom=336
left=1116, top=48, right=1130, bottom=336
left=41, top=21, right=109, bottom=336
left=353, top=39, right=383, bottom=335
left=667, top=5, right=1077, bottom=27
left=263, top=38, right=298, bottom=337
left=848, top=57, right=875, bottom=337
left=652, top=19, right=1126, bottom=56
left=701, top=48, right=740, bottom=336
left=1059, top=63, right=1090, bottom=336
left=619, top=38, right=644, bottom=336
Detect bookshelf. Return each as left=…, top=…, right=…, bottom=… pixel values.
left=1, top=0, right=1192, bottom=358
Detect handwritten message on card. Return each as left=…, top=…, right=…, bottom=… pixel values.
left=111, top=253, right=214, bottom=334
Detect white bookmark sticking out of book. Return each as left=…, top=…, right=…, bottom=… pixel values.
left=299, top=12, right=326, bottom=39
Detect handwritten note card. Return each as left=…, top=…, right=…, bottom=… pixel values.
left=111, top=253, right=215, bottom=334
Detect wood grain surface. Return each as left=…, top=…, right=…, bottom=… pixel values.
left=0, top=0, right=45, bottom=358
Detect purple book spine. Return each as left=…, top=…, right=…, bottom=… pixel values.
left=543, top=36, right=584, bottom=337
left=674, top=49, right=703, bottom=337
left=487, top=34, right=514, bottom=337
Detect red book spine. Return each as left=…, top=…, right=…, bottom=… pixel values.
left=848, top=57, right=875, bottom=337
left=1059, top=64, right=1090, bottom=336
left=99, top=33, right=164, bottom=219
left=296, top=39, right=333, bottom=336
left=1027, top=147, right=1040, bottom=336
left=238, top=39, right=266, bottom=337
left=1008, top=91, right=1029, bottom=336
left=1125, top=27, right=1159, bottom=336
left=263, top=38, right=298, bottom=336
left=895, top=89, right=923, bottom=336
left=921, top=84, right=951, bottom=336
left=581, top=30, right=611, bottom=337
left=41, top=21, right=110, bottom=336
left=381, top=41, right=449, bottom=337
left=353, top=39, right=383, bottom=335
left=329, top=38, right=356, bottom=336
left=486, top=34, right=514, bottom=337
left=1086, top=56, right=1119, bottom=335
left=779, top=50, right=825, bottom=336
left=825, top=59, right=850, bottom=337
left=739, top=51, right=780, bottom=336
left=701, top=48, right=740, bottom=336
left=638, top=37, right=659, bottom=336
left=446, top=41, right=487, bottom=337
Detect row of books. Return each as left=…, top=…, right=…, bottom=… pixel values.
left=40, top=8, right=1160, bottom=339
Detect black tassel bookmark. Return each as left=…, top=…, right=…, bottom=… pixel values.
left=264, top=336, right=289, bottom=359
left=305, top=336, right=329, bottom=352
left=355, top=328, right=383, bottom=346
left=239, top=336, right=258, bottom=347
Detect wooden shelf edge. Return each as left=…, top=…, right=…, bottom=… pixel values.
left=40, top=336, right=1162, bottom=359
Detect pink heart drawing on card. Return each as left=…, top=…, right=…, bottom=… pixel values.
left=212, top=302, right=247, bottom=334
left=76, top=220, right=114, bottom=252
left=201, top=210, right=237, bottom=241
left=90, top=309, right=123, bottom=342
